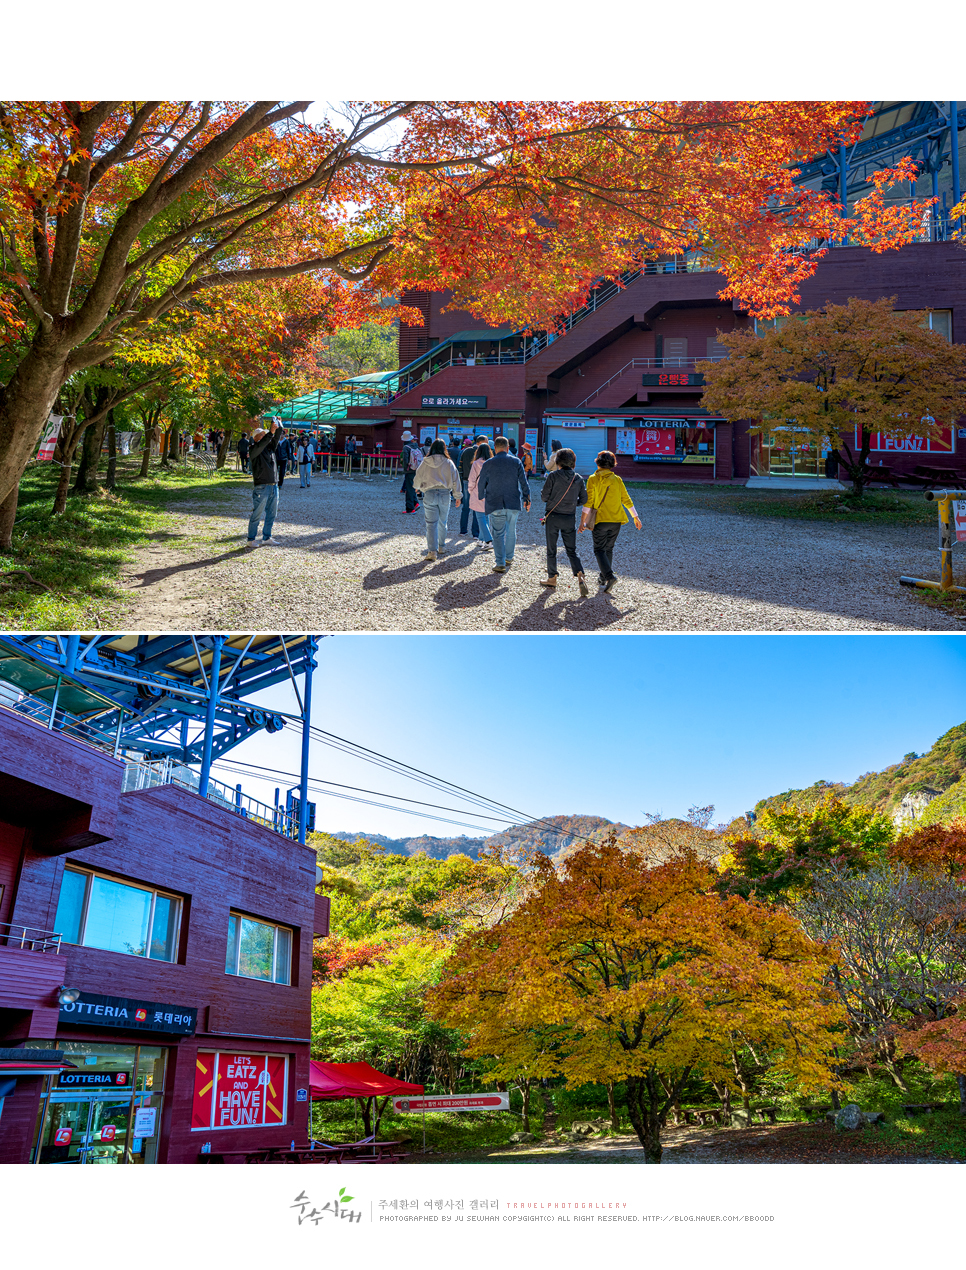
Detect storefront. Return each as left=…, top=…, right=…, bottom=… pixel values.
left=545, top=414, right=720, bottom=478
left=32, top=1039, right=167, bottom=1164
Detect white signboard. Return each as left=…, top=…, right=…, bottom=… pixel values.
left=391, top=1092, right=510, bottom=1113
left=133, top=1106, right=157, bottom=1138
left=953, top=500, right=966, bottom=543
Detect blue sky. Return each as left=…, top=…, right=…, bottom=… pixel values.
left=212, top=634, right=966, bottom=841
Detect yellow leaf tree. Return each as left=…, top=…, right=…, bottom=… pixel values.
left=429, top=842, right=844, bottom=1162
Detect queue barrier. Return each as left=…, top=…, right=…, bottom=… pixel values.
left=899, top=490, right=966, bottom=595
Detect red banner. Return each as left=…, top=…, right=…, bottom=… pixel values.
left=191, top=1051, right=288, bottom=1131
left=636, top=428, right=676, bottom=456
left=191, top=1053, right=215, bottom=1129
left=860, top=428, right=953, bottom=453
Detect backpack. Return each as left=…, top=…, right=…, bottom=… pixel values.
left=406, top=445, right=421, bottom=472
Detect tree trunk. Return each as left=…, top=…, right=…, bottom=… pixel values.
left=830, top=1086, right=842, bottom=1111
left=217, top=431, right=232, bottom=469
left=538, top=1082, right=556, bottom=1134
left=0, top=337, right=73, bottom=507
left=73, top=412, right=107, bottom=493
left=139, top=433, right=153, bottom=477
left=607, top=1081, right=619, bottom=1131
left=625, top=1071, right=689, bottom=1163
left=53, top=436, right=81, bottom=515
left=957, top=1074, right=966, bottom=1117
left=106, top=415, right=117, bottom=491
left=521, top=1079, right=531, bottom=1133
left=356, top=1096, right=373, bottom=1137
left=0, top=482, right=21, bottom=553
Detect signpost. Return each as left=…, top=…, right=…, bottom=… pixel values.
left=900, top=490, right=966, bottom=595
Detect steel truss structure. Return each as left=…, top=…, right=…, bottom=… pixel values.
left=0, top=635, right=321, bottom=843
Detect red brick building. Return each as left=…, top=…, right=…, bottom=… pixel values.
left=0, top=687, right=329, bottom=1165
left=344, top=240, right=966, bottom=483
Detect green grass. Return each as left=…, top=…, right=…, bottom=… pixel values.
left=626, top=482, right=935, bottom=529
left=0, top=455, right=250, bottom=629
left=311, top=1103, right=524, bottom=1155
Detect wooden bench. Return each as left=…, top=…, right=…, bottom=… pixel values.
left=902, top=1102, right=948, bottom=1116
left=913, top=465, right=966, bottom=489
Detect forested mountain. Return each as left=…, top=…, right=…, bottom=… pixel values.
left=324, top=814, right=629, bottom=860
left=753, top=721, right=966, bottom=826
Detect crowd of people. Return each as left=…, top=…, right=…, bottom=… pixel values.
left=240, top=421, right=641, bottom=591
left=398, top=430, right=641, bottom=591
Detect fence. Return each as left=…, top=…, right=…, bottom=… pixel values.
left=0, top=921, right=62, bottom=953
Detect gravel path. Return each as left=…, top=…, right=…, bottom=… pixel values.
left=121, top=474, right=965, bottom=631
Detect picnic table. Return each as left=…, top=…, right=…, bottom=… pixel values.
left=912, top=464, right=966, bottom=489
left=197, top=1147, right=283, bottom=1164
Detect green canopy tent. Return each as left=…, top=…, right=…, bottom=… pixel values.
left=262, top=389, right=351, bottom=426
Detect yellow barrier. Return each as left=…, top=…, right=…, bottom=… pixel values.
left=899, top=490, right=966, bottom=595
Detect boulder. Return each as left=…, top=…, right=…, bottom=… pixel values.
left=729, top=1109, right=753, bottom=1128
left=833, top=1104, right=863, bottom=1132
left=509, top=1131, right=537, bottom=1144
left=569, top=1122, right=598, bottom=1137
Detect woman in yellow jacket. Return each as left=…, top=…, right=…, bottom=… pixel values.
left=578, top=450, right=641, bottom=593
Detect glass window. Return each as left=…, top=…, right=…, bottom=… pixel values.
left=225, top=912, right=292, bottom=985
left=55, top=867, right=181, bottom=963
left=54, top=868, right=88, bottom=945
left=135, top=1047, right=166, bottom=1093
left=928, top=310, right=952, bottom=341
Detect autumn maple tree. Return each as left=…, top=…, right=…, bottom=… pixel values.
left=698, top=296, right=966, bottom=496
left=428, top=842, right=843, bottom=1162
left=0, top=100, right=934, bottom=544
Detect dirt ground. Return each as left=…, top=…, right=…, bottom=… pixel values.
left=416, top=1122, right=962, bottom=1165
left=119, top=474, right=964, bottom=632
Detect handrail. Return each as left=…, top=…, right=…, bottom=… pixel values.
left=575, top=356, right=727, bottom=409
left=0, top=921, right=62, bottom=953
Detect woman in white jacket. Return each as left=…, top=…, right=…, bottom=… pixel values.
left=414, top=439, right=462, bottom=561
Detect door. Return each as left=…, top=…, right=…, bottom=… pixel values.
left=39, top=1095, right=133, bottom=1163
left=545, top=427, right=608, bottom=476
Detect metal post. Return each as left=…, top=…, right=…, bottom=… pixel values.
left=839, top=143, right=849, bottom=220
left=952, top=102, right=961, bottom=209
left=298, top=643, right=315, bottom=845
left=113, top=707, right=124, bottom=759
left=235, top=783, right=243, bottom=809
left=198, top=637, right=224, bottom=799
left=940, top=495, right=954, bottom=590
left=64, top=635, right=80, bottom=675
left=48, top=675, right=62, bottom=729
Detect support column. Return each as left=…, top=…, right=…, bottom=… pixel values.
left=838, top=144, right=849, bottom=231
left=952, top=102, right=961, bottom=209
left=198, top=637, right=224, bottom=799
left=298, top=641, right=315, bottom=845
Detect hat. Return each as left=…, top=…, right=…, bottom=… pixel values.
left=401, top=431, right=415, bottom=441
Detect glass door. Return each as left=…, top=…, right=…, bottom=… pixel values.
left=86, top=1097, right=132, bottom=1163
left=39, top=1097, right=91, bottom=1163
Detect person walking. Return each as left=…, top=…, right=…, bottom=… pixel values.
left=400, top=430, right=422, bottom=514
left=414, top=439, right=461, bottom=561
left=275, top=428, right=292, bottom=487
left=297, top=433, right=315, bottom=487
left=578, top=450, right=641, bottom=593
left=467, top=442, right=494, bottom=551
left=539, top=447, right=589, bottom=595
left=458, top=437, right=480, bottom=537
left=476, top=436, right=530, bottom=574
left=544, top=438, right=563, bottom=473
left=246, top=419, right=282, bottom=548
left=237, top=431, right=251, bottom=473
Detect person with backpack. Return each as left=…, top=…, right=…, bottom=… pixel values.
left=297, top=433, right=315, bottom=487
left=414, top=439, right=462, bottom=561
left=578, top=450, right=642, bottom=593
left=539, top=447, right=589, bottom=595
left=245, top=419, right=282, bottom=547
left=400, top=431, right=422, bottom=513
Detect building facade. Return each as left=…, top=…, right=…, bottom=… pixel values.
left=344, top=241, right=966, bottom=483
left=0, top=702, right=329, bottom=1165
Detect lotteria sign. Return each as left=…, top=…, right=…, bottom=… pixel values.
left=391, top=1092, right=510, bottom=1113
left=58, top=991, right=197, bottom=1035
left=57, top=1069, right=131, bottom=1088
left=191, top=1051, right=288, bottom=1131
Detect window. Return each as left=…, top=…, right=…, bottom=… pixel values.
left=225, top=912, right=292, bottom=985
left=54, top=867, right=181, bottom=962
left=925, top=310, right=952, bottom=341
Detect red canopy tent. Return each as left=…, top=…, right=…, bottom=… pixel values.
left=308, top=1060, right=423, bottom=1099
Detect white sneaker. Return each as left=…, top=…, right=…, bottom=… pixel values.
left=262, top=537, right=279, bottom=545
left=245, top=539, right=261, bottom=549
left=424, top=551, right=437, bottom=562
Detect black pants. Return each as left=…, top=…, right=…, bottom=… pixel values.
left=592, top=521, right=621, bottom=581
left=403, top=471, right=418, bottom=511
left=545, top=512, right=584, bottom=577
